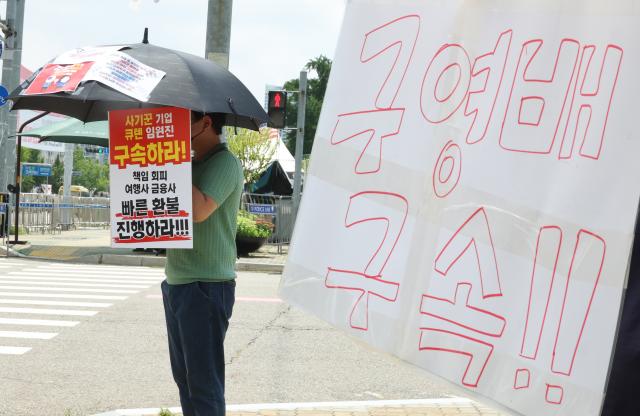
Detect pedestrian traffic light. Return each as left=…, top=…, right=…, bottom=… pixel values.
left=267, top=90, right=287, bottom=129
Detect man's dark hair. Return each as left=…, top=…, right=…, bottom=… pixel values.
left=191, top=111, right=225, bottom=135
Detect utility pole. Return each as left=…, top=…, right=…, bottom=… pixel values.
left=0, top=0, right=25, bottom=193
left=292, top=70, right=307, bottom=215
left=204, top=0, right=232, bottom=69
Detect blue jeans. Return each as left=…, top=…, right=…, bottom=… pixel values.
left=161, top=279, right=235, bottom=416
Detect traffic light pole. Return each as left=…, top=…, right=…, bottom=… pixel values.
left=292, top=70, right=307, bottom=215
left=11, top=111, right=50, bottom=245
left=205, top=0, right=232, bottom=69
left=0, top=0, right=25, bottom=194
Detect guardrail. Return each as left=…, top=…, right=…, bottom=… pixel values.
left=6, top=194, right=110, bottom=233
left=241, top=193, right=296, bottom=252
left=0, top=202, right=11, bottom=255
left=2, top=193, right=295, bottom=250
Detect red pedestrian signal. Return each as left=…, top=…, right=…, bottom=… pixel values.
left=268, top=90, right=287, bottom=128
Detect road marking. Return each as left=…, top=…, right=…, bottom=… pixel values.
left=0, top=299, right=112, bottom=308
left=18, top=270, right=162, bottom=280
left=145, top=294, right=283, bottom=303
left=0, top=292, right=127, bottom=300
left=0, top=279, right=149, bottom=289
left=0, top=285, right=137, bottom=294
left=33, top=265, right=161, bottom=272
left=237, top=296, right=283, bottom=303
left=0, top=330, right=57, bottom=340
left=0, top=307, right=98, bottom=317
left=34, top=266, right=162, bottom=274
left=0, top=317, right=79, bottom=327
left=35, top=263, right=158, bottom=269
left=4, top=275, right=160, bottom=284
left=0, top=346, right=31, bottom=355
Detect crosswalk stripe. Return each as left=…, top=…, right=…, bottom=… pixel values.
left=0, top=285, right=137, bottom=294
left=0, top=279, right=149, bottom=289
left=0, top=307, right=98, bottom=317
left=0, top=317, right=79, bottom=327
left=32, top=262, right=158, bottom=270
left=35, top=265, right=162, bottom=273
left=0, top=346, right=31, bottom=355
left=3, top=275, right=160, bottom=284
left=17, top=271, right=163, bottom=280
left=0, top=299, right=112, bottom=308
left=0, top=330, right=57, bottom=340
left=0, top=292, right=127, bottom=300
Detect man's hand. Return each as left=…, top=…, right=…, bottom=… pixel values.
left=192, top=184, right=218, bottom=223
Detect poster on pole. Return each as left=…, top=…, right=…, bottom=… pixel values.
left=279, top=1, right=640, bottom=415
left=109, top=107, right=193, bottom=249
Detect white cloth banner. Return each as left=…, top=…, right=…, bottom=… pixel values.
left=279, top=1, right=640, bottom=415
left=84, top=52, right=165, bottom=102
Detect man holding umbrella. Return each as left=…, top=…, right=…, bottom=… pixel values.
left=9, top=40, right=268, bottom=415
left=161, top=111, right=244, bottom=416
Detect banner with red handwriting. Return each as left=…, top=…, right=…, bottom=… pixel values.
left=279, top=1, right=640, bottom=415
left=108, top=107, right=192, bottom=248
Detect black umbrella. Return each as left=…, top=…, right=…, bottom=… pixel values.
left=9, top=41, right=268, bottom=130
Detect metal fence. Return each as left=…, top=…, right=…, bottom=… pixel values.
left=8, top=194, right=110, bottom=233
left=241, top=192, right=296, bottom=250
left=0, top=202, right=10, bottom=253
left=2, top=192, right=294, bottom=248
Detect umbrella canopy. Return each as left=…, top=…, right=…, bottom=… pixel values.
left=15, top=118, right=108, bottom=147
left=9, top=43, right=268, bottom=130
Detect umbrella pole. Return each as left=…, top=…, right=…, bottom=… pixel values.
left=11, top=111, right=50, bottom=245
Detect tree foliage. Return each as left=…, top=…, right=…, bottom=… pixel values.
left=51, top=155, right=64, bottom=192
left=282, top=55, right=332, bottom=157
left=226, top=128, right=275, bottom=185
left=19, top=148, right=46, bottom=193
left=71, top=147, right=109, bottom=194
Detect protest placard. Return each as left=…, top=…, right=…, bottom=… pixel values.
left=109, top=106, right=192, bottom=248
left=279, top=1, right=640, bottom=415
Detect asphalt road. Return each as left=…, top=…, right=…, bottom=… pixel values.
left=0, top=257, right=455, bottom=416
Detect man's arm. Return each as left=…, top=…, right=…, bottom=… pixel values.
left=192, top=184, right=218, bottom=223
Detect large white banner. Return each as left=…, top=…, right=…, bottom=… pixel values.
left=280, top=1, right=640, bottom=415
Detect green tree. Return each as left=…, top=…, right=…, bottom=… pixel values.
left=282, top=55, right=332, bottom=157
left=70, top=146, right=109, bottom=194
left=226, top=128, right=275, bottom=185
left=19, top=147, right=46, bottom=193
left=51, top=155, right=64, bottom=193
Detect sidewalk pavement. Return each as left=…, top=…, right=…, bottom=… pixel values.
left=2, top=229, right=509, bottom=416
left=93, top=398, right=508, bottom=416
left=1, top=228, right=286, bottom=272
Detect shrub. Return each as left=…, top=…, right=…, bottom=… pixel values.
left=236, top=210, right=273, bottom=238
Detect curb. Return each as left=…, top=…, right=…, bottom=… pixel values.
left=90, top=398, right=477, bottom=416
left=4, top=248, right=285, bottom=274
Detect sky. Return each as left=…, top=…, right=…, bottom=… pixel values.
left=17, top=0, right=346, bottom=103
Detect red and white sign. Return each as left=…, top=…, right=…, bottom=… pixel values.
left=280, top=1, right=640, bottom=416
left=23, top=62, right=94, bottom=95
left=108, top=107, right=192, bottom=248
left=23, top=47, right=165, bottom=101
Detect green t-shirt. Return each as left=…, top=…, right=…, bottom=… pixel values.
left=165, top=143, right=243, bottom=284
